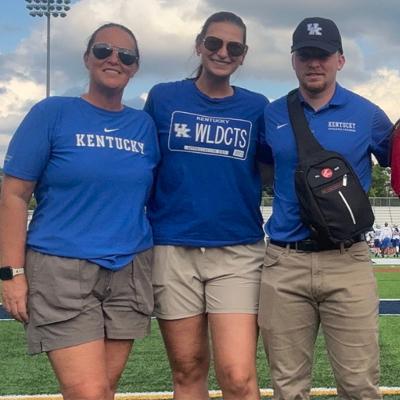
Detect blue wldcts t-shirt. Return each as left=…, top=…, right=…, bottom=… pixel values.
left=4, top=97, right=159, bottom=270
left=144, top=79, right=271, bottom=246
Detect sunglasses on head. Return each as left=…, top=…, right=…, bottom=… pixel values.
left=296, top=48, right=332, bottom=61
left=202, top=36, right=247, bottom=57
left=91, top=43, right=139, bottom=66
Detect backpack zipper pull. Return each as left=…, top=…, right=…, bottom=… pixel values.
left=343, top=174, right=347, bottom=187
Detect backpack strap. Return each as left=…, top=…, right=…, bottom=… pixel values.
left=287, top=89, right=324, bottom=159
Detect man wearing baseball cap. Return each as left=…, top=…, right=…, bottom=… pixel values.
left=258, top=17, right=392, bottom=399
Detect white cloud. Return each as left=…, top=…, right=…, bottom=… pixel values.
left=0, top=77, right=44, bottom=120
left=351, top=68, right=400, bottom=123
left=140, top=92, right=148, bottom=102
left=0, top=135, right=12, bottom=146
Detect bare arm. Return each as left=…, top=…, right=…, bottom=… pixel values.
left=0, top=175, right=36, bottom=322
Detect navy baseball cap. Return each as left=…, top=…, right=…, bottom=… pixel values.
left=291, top=17, right=343, bottom=54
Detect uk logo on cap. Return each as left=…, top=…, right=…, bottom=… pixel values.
left=307, top=23, right=322, bottom=35
left=291, top=17, right=343, bottom=54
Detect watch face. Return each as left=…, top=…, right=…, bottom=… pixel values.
left=0, top=267, right=13, bottom=280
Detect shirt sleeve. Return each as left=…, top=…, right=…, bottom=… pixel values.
left=3, top=100, right=52, bottom=181
left=370, top=106, right=393, bottom=167
left=256, top=100, right=273, bottom=164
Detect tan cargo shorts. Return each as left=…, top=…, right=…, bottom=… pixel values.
left=152, top=241, right=265, bottom=319
left=25, top=248, right=153, bottom=355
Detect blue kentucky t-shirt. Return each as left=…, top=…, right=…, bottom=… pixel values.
left=264, top=84, right=392, bottom=242
left=4, top=97, right=159, bottom=270
left=144, top=79, right=271, bottom=246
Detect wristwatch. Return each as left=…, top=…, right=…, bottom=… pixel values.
left=0, top=267, right=25, bottom=281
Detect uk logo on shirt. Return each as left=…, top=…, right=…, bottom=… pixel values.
left=168, top=111, right=252, bottom=160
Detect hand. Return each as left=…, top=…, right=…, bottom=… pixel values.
left=2, top=274, right=29, bottom=323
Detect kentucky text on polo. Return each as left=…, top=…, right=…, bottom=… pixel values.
left=75, top=133, right=145, bottom=154
left=328, top=121, right=356, bottom=132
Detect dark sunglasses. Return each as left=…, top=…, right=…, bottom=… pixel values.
left=203, top=36, right=247, bottom=57
left=92, top=43, right=139, bottom=66
left=296, top=48, right=333, bottom=61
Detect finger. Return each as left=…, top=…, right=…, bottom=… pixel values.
left=8, top=302, right=21, bottom=321
left=8, top=301, right=25, bottom=323
left=19, top=302, right=29, bottom=323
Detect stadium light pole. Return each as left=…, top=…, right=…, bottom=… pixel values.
left=25, top=0, right=71, bottom=97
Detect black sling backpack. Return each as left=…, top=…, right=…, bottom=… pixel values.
left=286, top=89, right=374, bottom=245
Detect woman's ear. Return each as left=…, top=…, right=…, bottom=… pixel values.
left=195, top=43, right=201, bottom=56
left=240, top=45, right=248, bottom=65
left=83, top=53, right=89, bottom=70
left=129, top=64, right=139, bottom=78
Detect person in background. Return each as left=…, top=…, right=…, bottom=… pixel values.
left=374, top=224, right=382, bottom=254
left=0, top=23, right=159, bottom=400
left=392, top=226, right=400, bottom=256
left=379, top=221, right=393, bottom=257
left=144, top=11, right=270, bottom=400
left=259, top=17, right=392, bottom=399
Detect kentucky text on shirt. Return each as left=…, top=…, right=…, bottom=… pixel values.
left=75, top=133, right=145, bottom=154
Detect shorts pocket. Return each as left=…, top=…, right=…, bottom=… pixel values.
left=131, top=249, right=154, bottom=316
left=26, top=250, right=83, bottom=326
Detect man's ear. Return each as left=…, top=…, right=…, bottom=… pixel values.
left=291, top=53, right=296, bottom=70
left=337, top=53, right=345, bottom=71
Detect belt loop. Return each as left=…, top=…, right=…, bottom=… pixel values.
left=285, top=243, right=291, bottom=254
left=340, top=242, right=345, bottom=254
left=295, top=241, right=298, bottom=252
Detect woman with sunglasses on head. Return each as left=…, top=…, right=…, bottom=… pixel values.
left=144, top=11, right=270, bottom=400
left=0, top=23, right=159, bottom=400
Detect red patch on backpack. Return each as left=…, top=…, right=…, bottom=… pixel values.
left=321, top=168, right=333, bottom=179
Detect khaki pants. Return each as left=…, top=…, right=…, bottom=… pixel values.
left=258, top=241, right=381, bottom=400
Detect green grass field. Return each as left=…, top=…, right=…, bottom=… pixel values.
left=1, top=318, right=400, bottom=399
left=375, top=271, right=400, bottom=298
left=0, top=269, right=399, bottom=399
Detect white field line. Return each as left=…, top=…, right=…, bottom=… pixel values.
left=380, top=299, right=400, bottom=301
left=1, top=387, right=400, bottom=399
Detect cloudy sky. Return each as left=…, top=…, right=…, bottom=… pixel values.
left=1, top=0, right=400, bottom=163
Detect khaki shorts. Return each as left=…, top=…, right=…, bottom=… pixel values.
left=152, top=241, right=265, bottom=319
left=25, top=248, right=153, bottom=355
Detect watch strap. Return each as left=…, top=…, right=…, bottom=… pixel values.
left=12, top=267, right=25, bottom=277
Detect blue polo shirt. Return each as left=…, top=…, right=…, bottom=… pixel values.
left=144, top=79, right=270, bottom=246
left=264, top=84, right=392, bottom=242
left=4, top=97, right=160, bottom=270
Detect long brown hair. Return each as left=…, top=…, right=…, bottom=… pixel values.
left=193, top=11, right=247, bottom=79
